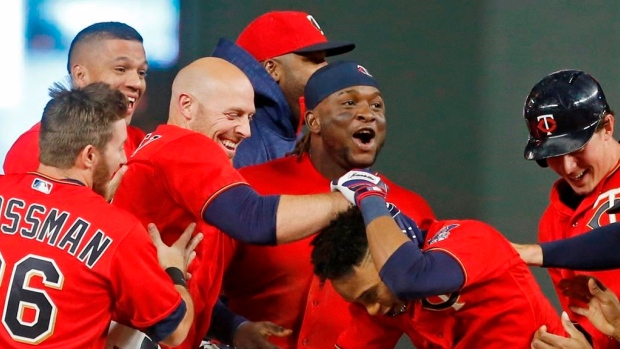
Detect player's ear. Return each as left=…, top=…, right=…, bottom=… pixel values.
left=178, top=93, right=193, bottom=122
left=76, top=145, right=97, bottom=170
left=72, top=65, right=88, bottom=88
left=262, top=59, right=280, bottom=82
left=603, top=113, right=615, bottom=140
left=305, top=110, right=320, bottom=134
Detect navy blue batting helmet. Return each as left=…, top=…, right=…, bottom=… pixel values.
left=523, top=70, right=610, bottom=167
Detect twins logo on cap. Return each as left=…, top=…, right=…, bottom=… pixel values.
left=357, top=65, right=372, bottom=77
left=306, top=15, right=324, bottom=35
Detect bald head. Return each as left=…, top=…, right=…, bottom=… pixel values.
left=169, top=57, right=255, bottom=159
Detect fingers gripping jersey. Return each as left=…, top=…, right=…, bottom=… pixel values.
left=540, top=163, right=620, bottom=349
left=0, top=173, right=181, bottom=349
left=113, top=124, right=248, bottom=349
left=337, top=220, right=564, bottom=349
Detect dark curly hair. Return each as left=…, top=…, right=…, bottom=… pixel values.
left=311, top=206, right=369, bottom=282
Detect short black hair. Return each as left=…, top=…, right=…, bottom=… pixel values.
left=67, top=22, right=143, bottom=74
left=311, top=206, right=369, bottom=282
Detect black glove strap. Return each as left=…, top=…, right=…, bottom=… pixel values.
left=165, top=267, right=187, bottom=289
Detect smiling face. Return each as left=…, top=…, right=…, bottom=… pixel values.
left=169, top=57, right=256, bottom=160
left=71, top=38, right=148, bottom=124
left=190, top=84, right=255, bottom=159
left=331, top=255, right=407, bottom=317
left=307, top=85, right=386, bottom=179
left=546, top=115, right=617, bottom=196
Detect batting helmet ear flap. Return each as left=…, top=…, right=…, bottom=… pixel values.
left=536, top=159, right=548, bottom=168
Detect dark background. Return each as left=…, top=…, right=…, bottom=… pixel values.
left=130, top=2, right=620, bottom=347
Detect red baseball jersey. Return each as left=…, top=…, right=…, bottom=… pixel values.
left=113, top=124, right=247, bottom=349
left=222, top=153, right=435, bottom=349
left=3, top=122, right=145, bottom=174
left=337, top=219, right=564, bottom=348
left=0, top=173, right=182, bottom=348
left=539, top=162, right=620, bottom=349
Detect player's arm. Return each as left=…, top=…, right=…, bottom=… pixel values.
left=203, top=185, right=349, bottom=245
left=146, top=223, right=202, bottom=346
left=363, top=198, right=465, bottom=299
left=332, top=171, right=464, bottom=299
left=208, top=298, right=248, bottom=343
left=515, top=222, right=620, bottom=269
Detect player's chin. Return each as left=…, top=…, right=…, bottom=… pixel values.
left=349, top=154, right=377, bottom=169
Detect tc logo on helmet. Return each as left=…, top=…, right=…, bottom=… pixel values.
left=537, top=114, right=557, bottom=135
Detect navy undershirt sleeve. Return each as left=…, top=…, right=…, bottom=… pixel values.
left=203, top=185, right=280, bottom=245
left=358, top=196, right=465, bottom=299
left=541, top=222, right=620, bottom=270
left=144, top=300, right=186, bottom=343
left=379, top=241, right=465, bottom=299
left=207, top=298, right=248, bottom=344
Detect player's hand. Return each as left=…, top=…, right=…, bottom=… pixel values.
left=511, top=242, right=543, bottom=266
left=105, top=164, right=128, bottom=202
left=330, top=169, right=388, bottom=207
left=569, top=277, right=620, bottom=340
left=531, top=312, right=592, bottom=349
left=386, top=202, right=422, bottom=242
left=232, top=321, right=292, bottom=349
left=148, top=222, right=203, bottom=278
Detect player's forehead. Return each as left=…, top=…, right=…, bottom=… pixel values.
left=109, top=119, right=128, bottom=143
left=78, top=37, right=147, bottom=67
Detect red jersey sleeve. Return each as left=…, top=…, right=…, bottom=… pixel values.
left=423, top=220, right=515, bottom=287
left=3, top=123, right=41, bottom=174
left=108, top=221, right=182, bottom=329
left=150, top=131, right=247, bottom=218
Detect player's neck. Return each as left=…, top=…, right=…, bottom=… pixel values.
left=37, top=164, right=91, bottom=188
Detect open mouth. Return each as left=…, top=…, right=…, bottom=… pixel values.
left=572, top=171, right=585, bottom=180
left=221, top=139, right=238, bottom=152
left=387, top=304, right=408, bottom=317
left=353, top=128, right=376, bottom=145
left=126, top=96, right=137, bottom=114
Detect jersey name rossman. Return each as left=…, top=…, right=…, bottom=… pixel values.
left=0, top=196, right=113, bottom=268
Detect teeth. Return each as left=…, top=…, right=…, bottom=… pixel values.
left=127, top=97, right=136, bottom=108
left=572, top=172, right=585, bottom=180
left=222, top=140, right=238, bottom=150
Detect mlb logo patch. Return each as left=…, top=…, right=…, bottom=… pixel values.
left=428, top=223, right=459, bottom=245
left=32, top=178, right=52, bottom=194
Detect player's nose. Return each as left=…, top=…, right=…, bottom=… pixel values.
left=364, top=302, right=382, bottom=316
left=561, top=154, right=578, bottom=174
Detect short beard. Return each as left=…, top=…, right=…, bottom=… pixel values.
left=92, top=156, right=111, bottom=198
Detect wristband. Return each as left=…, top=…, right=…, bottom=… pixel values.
left=165, top=267, right=187, bottom=289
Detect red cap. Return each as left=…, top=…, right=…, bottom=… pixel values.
left=236, top=11, right=355, bottom=62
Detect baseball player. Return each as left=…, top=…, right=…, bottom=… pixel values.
left=112, top=57, right=350, bottom=349
left=211, top=61, right=436, bottom=348
left=0, top=82, right=199, bottom=348
left=212, top=10, right=355, bottom=168
left=315, top=170, right=565, bottom=348
left=3, top=22, right=147, bottom=186
left=522, top=70, right=620, bottom=349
